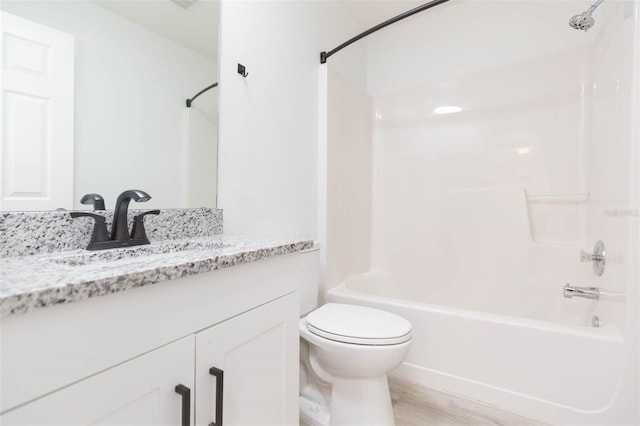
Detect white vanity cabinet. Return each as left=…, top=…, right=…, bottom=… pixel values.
left=1, top=336, right=196, bottom=425
left=195, top=294, right=299, bottom=426
left=0, top=254, right=301, bottom=426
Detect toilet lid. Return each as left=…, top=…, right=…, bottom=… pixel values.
left=305, top=303, right=412, bottom=345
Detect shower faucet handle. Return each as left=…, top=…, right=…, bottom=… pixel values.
left=579, top=250, right=589, bottom=262
left=580, top=240, right=606, bottom=276
left=580, top=250, right=603, bottom=262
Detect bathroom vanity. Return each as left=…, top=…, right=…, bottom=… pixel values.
left=0, top=210, right=312, bottom=425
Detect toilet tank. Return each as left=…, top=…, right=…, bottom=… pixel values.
left=299, top=243, right=320, bottom=316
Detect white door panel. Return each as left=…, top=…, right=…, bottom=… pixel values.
left=1, top=11, right=74, bottom=211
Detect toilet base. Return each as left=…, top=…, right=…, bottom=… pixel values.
left=300, top=374, right=396, bottom=426
left=331, top=374, right=396, bottom=426
left=300, top=395, right=330, bottom=426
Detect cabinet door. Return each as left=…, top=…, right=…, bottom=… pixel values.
left=1, top=336, right=195, bottom=425
left=195, top=293, right=299, bottom=426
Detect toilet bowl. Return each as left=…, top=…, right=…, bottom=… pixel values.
left=299, top=303, right=412, bottom=426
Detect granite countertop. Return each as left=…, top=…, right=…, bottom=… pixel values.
left=0, top=235, right=314, bottom=317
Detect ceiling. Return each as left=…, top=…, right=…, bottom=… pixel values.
left=92, top=0, right=219, bottom=60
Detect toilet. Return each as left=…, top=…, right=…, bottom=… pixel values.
left=299, top=247, right=412, bottom=426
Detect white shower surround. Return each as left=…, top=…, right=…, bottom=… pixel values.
left=323, top=0, right=639, bottom=424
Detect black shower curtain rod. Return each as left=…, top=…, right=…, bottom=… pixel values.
left=186, top=82, right=218, bottom=108
left=320, top=0, right=450, bottom=64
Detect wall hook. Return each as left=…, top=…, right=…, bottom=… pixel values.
left=237, top=63, right=248, bottom=78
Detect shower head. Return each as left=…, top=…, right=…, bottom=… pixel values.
left=569, top=0, right=604, bottom=31
left=569, top=10, right=595, bottom=31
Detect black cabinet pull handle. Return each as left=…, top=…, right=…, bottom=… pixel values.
left=208, top=367, right=224, bottom=426
left=175, top=384, right=191, bottom=426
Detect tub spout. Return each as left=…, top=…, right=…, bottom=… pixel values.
left=564, top=284, right=626, bottom=300
left=564, top=284, right=600, bottom=300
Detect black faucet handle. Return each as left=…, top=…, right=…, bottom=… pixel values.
left=131, top=210, right=160, bottom=243
left=133, top=210, right=160, bottom=221
left=70, top=212, right=110, bottom=249
left=80, top=193, right=106, bottom=210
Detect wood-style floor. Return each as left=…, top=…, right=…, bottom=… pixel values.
left=390, top=378, right=549, bottom=426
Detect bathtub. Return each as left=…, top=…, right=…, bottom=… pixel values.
left=327, top=272, right=627, bottom=425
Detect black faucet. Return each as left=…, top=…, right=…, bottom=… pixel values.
left=111, top=190, right=151, bottom=242
left=71, top=189, right=159, bottom=250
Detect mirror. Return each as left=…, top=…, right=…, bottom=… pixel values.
left=0, top=0, right=220, bottom=211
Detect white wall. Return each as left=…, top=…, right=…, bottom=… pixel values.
left=0, top=1, right=218, bottom=210
left=186, top=109, right=218, bottom=208
left=629, top=1, right=640, bottom=415
left=217, top=0, right=362, bottom=238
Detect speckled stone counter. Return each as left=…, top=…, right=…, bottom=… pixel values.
left=0, top=235, right=314, bottom=317
left=0, top=208, right=223, bottom=257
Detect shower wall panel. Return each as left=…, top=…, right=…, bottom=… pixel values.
left=585, top=1, right=636, bottom=333
left=364, top=0, right=625, bottom=324
left=326, top=66, right=373, bottom=292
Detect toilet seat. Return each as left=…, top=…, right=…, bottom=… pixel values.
left=305, top=303, right=412, bottom=346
